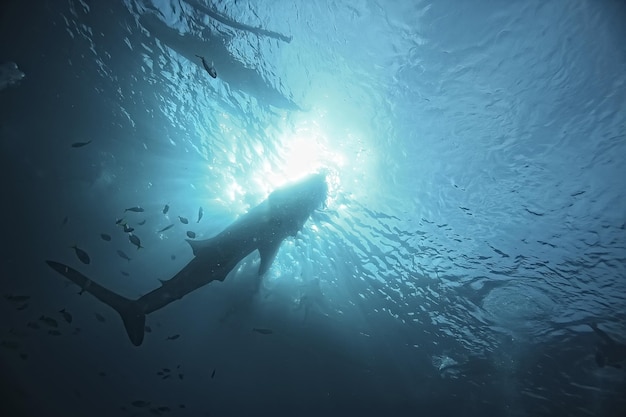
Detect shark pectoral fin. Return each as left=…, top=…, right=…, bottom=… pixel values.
left=258, top=240, right=282, bottom=276
left=45, top=260, right=146, bottom=346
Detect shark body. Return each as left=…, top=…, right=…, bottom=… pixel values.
left=46, top=173, right=328, bottom=346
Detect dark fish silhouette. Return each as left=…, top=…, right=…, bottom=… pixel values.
left=197, top=207, right=203, bottom=223
left=132, top=400, right=150, bottom=408
left=252, top=327, right=273, bottom=335
left=186, top=231, right=196, bottom=239
left=123, top=224, right=135, bottom=233
left=121, top=271, right=130, bottom=277
left=48, top=330, right=62, bottom=336
left=16, top=303, right=28, bottom=311
left=62, top=216, right=69, bottom=226
left=71, top=140, right=92, bottom=148
left=144, top=325, right=152, bottom=333
left=163, top=204, right=170, bottom=214
left=211, top=368, right=216, bottom=379
left=4, top=294, right=30, bottom=302
left=158, top=224, right=175, bottom=233
left=195, top=54, right=217, bottom=78
left=124, top=206, right=144, bottom=213
left=39, top=316, right=58, bottom=328
left=166, top=334, right=180, bottom=340
left=116, top=250, right=131, bottom=262
left=129, top=234, right=143, bottom=250
left=95, top=313, right=106, bottom=323
left=59, top=309, right=73, bottom=324
left=71, top=245, right=91, bottom=264
left=137, top=220, right=146, bottom=226
left=100, top=233, right=112, bottom=241
left=178, top=216, right=189, bottom=224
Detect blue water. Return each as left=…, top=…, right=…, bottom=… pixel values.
left=1, top=0, right=625, bottom=416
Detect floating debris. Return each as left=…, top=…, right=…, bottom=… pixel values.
left=158, top=224, right=174, bottom=233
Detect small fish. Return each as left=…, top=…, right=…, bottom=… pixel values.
left=1, top=340, right=20, bottom=350
left=4, top=294, right=30, bottom=302
left=123, top=224, right=135, bottom=233
left=195, top=54, right=217, bottom=78
left=100, top=233, right=112, bottom=241
left=124, top=206, right=144, bottom=213
left=162, top=374, right=171, bottom=380
left=186, top=231, right=196, bottom=239
left=163, top=203, right=170, bottom=214
left=48, top=330, right=62, bottom=336
left=158, top=224, right=174, bottom=233
left=39, top=315, right=58, bottom=328
left=26, top=321, right=40, bottom=329
left=98, top=371, right=106, bottom=377
left=144, top=325, right=152, bottom=333
left=170, top=254, right=176, bottom=260
left=211, top=368, right=215, bottom=379
left=62, top=216, right=69, bottom=226
left=137, top=219, right=146, bottom=226
left=178, top=373, right=184, bottom=380
left=179, top=404, right=186, bottom=409
left=178, top=216, right=188, bottom=224
left=120, top=271, right=129, bottom=277
left=59, top=308, right=72, bottom=324
left=252, top=327, right=273, bottom=335
left=131, top=400, right=150, bottom=408
left=157, top=406, right=171, bottom=412
left=197, top=207, right=203, bottom=223
left=20, top=353, right=28, bottom=360
left=163, top=368, right=171, bottom=373
left=129, top=234, right=143, bottom=250
left=166, top=334, right=180, bottom=341
left=16, top=303, right=28, bottom=311
left=116, top=250, right=131, bottom=262
left=71, top=140, right=92, bottom=148
left=115, top=218, right=125, bottom=225
left=71, top=245, right=91, bottom=264
left=157, top=371, right=164, bottom=376
left=95, top=313, right=106, bottom=323
left=72, top=327, right=81, bottom=335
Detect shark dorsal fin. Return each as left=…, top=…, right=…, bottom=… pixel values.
left=258, top=240, right=282, bottom=276
left=186, top=238, right=217, bottom=256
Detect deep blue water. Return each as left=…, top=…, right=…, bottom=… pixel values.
left=1, top=1, right=625, bottom=416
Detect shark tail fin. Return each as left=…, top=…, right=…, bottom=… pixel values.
left=45, top=260, right=146, bottom=346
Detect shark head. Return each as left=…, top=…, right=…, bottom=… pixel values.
left=267, top=172, right=328, bottom=236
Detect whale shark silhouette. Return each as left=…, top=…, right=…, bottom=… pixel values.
left=46, top=173, right=328, bottom=346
